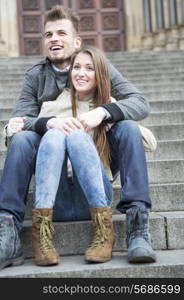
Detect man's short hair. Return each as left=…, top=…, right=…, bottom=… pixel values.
left=44, top=5, right=80, bottom=33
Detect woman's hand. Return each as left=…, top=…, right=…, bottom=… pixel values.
left=47, top=117, right=85, bottom=135
left=77, top=107, right=106, bottom=132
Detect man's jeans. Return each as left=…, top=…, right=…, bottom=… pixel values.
left=108, top=120, right=151, bottom=213
left=0, top=120, right=151, bottom=230
left=34, top=129, right=112, bottom=221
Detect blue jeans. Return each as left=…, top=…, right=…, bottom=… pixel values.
left=0, top=120, right=151, bottom=230
left=107, top=120, right=151, bottom=212
left=34, top=129, right=112, bottom=220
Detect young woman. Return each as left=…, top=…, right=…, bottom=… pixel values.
left=32, top=46, right=116, bottom=266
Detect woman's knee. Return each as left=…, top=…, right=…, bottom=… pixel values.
left=41, top=128, right=66, bottom=148
left=66, top=129, right=91, bottom=148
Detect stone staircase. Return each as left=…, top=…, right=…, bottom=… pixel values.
left=0, top=51, right=184, bottom=278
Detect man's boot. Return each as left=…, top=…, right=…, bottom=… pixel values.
left=0, top=214, right=24, bottom=270
left=126, top=206, right=156, bottom=263
left=85, top=206, right=115, bottom=263
left=32, top=208, right=59, bottom=266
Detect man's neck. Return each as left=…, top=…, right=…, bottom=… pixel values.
left=52, top=63, right=70, bottom=73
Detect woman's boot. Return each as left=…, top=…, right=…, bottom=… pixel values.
left=32, top=208, right=59, bottom=266
left=85, top=206, right=115, bottom=263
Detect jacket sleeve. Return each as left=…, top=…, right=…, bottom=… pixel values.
left=11, top=71, right=40, bottom=130
left=100, top=63, right=150, bottom=123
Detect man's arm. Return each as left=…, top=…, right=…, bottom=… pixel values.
left=100, top=63, right=150, bottom=123
left=11, top=71, right=40, bottom=130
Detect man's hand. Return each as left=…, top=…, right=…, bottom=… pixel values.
left=47, top=117, right=85, bottom=135
left=77, top=107, right=106, bottom=131
left=8, top=117, right=27, bottom=133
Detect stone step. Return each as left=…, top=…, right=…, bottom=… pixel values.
left=146, top=139, right=184, bottom=160
left=1, top=81, right=183, bottom=91
left=0, top=55, right=184, bottom=66
left=0, top=138, right=183, bottom=162
left=0, top=63, right=183, bottom=74
left=12, top=211, right=184, bottom=259
left=113, top=183, right=184, bottom=213
left=123, top=72, right=184, bottom=81
left=149, top=124, right=184, bottom=140
left=1, top=99, right=183, bottom=113
left=23, top=182, right=184, bottom=220
left=20, top=213, right=167, bottom=258
left=0, top=124, right=183, bottom=148
left=149, top=100, right=184, bottom=112
left=1, top=109, right=184, bottom=126
left=0, top=249, right=183, bottom=278
left=1, top=74, right=184, bottom=85
left=143, top=91, right=184, bottom=101
left=140, top=111, right=184, bottom=126
left=0, top=99, right=184, bottom=115
left=0, top=153, right=183, bottom=183
left=116, top=65, right=184, bottom=73
left=0, top=86, right=183, bottom=97
left=113, top=159, right=184, bottom=185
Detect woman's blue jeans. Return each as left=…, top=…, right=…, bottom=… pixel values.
left=34, top=128, right=112, bottom=221
left=0, top=120, right=151, bottom=230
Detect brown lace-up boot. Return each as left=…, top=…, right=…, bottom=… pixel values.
left=85, top=206, right=115, bottom=263
left=32, top=208, right=59, bottom=266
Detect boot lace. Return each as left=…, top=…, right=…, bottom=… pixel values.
left=126, top=208, right=150, bottom=245
left=38, top=216, right=55, bottom=252
left=90, top=213, right=108, bottom=249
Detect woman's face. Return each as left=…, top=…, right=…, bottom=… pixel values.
left=71, top=52, right=96, bottom=100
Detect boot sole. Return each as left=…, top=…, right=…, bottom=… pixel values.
left=85, top=256, right=112, bottom=263
left=0, top=256, right=24, bottom=270
left=128, top=255, right=156, bottom=263
left=36, top=258, right=60, bottom=266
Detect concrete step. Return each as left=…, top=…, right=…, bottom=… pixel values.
left=146, top=139, right=184, bottom=160
left=1, top=110, right=184, bottom=126
left=113, top=159, right=184, bottom=185
left=143, top=91, right=184, bottom=101
left=23, top=182, right=184, bottom=220
left=0, top=249, right=183, bottom=278
left=0, top=138, right=183, bottom=162
left=149, top=124, right=184, bottom=140
left=113, top=183, right=184, bottom=213
left=0, top=154, right=183, bottom=184
left=3, top=211, right=184, bottom=259
left=1, top=99, right=184, bottom=114
left=1, top=89, right=183, bottom=101
left=116, top=66, right=184, bottom=74
left=0, top=99, right=17, bottom=108
left=149, top=100, right=184, bottom=112
left=1, top=82, right=183, bottom=93
left=20, top=213, right=167, bottom=258
left=140, top=111, right=184, bottom=126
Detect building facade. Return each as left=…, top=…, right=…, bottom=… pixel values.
left=0, top=0, right=184, bottom=57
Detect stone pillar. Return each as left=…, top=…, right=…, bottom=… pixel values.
left=142, top=0, right=154, bottom=50
left=124, top=0, right=145, bottom=51
left=153, top=0, right=166, bottom=50
left=0, top=0, right=19, bottom=56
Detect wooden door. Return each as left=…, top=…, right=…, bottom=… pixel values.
left=17, top=0, right=126, bottom=55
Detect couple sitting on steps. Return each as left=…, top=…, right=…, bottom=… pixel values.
left=0, top=5, right=156, bottom=270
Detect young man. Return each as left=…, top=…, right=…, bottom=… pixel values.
left=0, top=5, right=156, bottom=270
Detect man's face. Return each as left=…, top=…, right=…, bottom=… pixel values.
left=44, top=19, right=81, bottom=69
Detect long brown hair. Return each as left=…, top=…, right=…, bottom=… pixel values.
left=69, top=45, right=112, bottom=168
